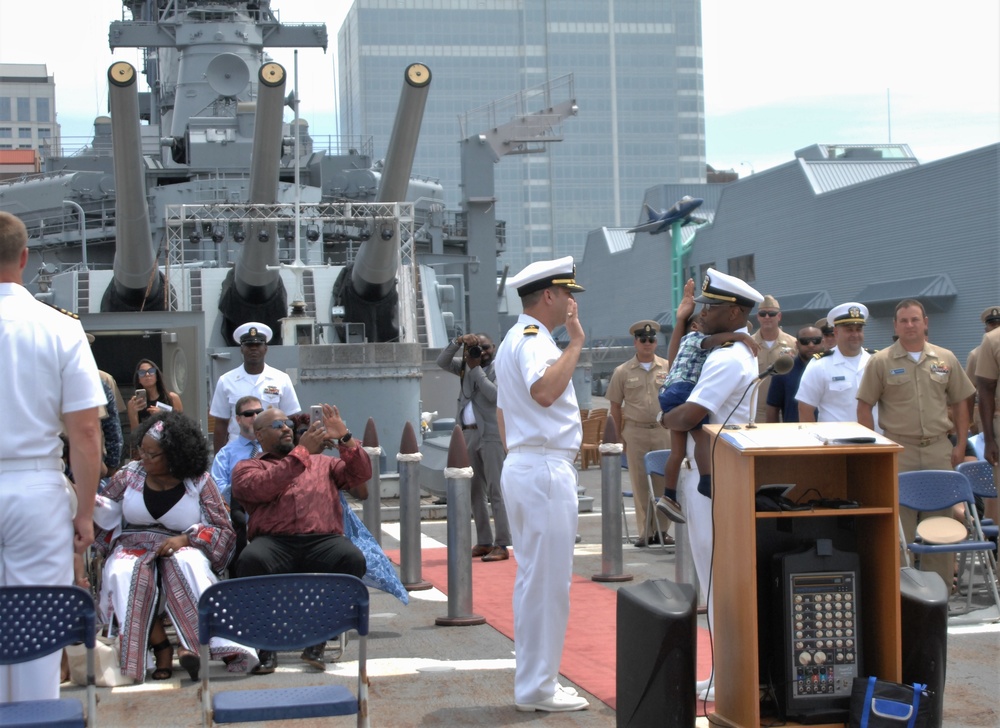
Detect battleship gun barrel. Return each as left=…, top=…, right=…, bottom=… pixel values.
left=234, top=62, right=287, bottom=295
left=106, top=62, right=162, bottom=309
left=351, top=63, right=431, bottom=301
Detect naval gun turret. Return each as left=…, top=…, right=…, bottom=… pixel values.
left=217, top=62, right=290, bottom=344
left=102, top=61, right=165, bottom=312
left=336, top=63, right=432, bottom=342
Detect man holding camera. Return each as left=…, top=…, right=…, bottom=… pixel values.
left=436, top=333, right=511, bottom=561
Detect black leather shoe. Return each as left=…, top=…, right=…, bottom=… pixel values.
left=250, top=650, right=277, bottom=675
left=633, top=537, right=648, bottom=548
left=300, top=642, right=326, bottom=670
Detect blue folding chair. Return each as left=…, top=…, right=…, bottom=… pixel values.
left=956, top=460, right=999, bottom=538
left=898, top=470, right=1000, bottom=617
left=198, top=573, right=370, bottom=727
left=642, top=449, right=671, bottom=549
left=0, top=585, right=97, bottom=728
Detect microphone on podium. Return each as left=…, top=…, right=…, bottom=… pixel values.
left=747, top=353, right=795, bottom=428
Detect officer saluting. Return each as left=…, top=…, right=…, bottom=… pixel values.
left=494, top=256, right=589, bottom=713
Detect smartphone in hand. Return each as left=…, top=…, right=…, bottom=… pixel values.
left=310, top=405, right=323, bottom=424
left=135, top=389, right=147, bottom=408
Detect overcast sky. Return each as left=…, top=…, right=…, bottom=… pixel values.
left=2, top=0, right=997, bottom=174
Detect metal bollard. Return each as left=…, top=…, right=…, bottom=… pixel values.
left=436, top=426, right=486, bottom=626
left=398, top=421, right=431, bottom=590
left=361, top=417, right=383, bottom=546
left=593, top=415, right=633, bottom=583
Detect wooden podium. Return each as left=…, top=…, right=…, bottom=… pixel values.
left=704, top=422, right=904, bottom=728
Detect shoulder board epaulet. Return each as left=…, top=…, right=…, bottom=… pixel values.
left=523, top=324, right=539, bottom=336
left=43, top=302, right=80, bottom=319
left=813, top=351, right=834, bottom=359
left=719, top=341, right=734, bottom=348
left=865, top=347, right=877, bottom=354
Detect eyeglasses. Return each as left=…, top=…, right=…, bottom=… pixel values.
left=821, top=328, right=835, bottom=336
left=138, top=367, right=157, bottom=376
left=758, top=311, right=779, bottom=318
left=138, top=448, right=164, bottom=460
left=635, top=336, right=656, bottom=344
left=262, top=419, right=295, bottom=430
left=238, top=408, right=264, bottom=418
left=798, top=337, right=823, bottom=346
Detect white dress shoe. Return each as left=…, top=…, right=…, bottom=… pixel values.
left=557, top=684, right=578, bottom=696
left=516, top=691, right=590, bottom=712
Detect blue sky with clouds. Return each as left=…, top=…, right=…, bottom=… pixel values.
left=2, top=0, right=997, bottom=173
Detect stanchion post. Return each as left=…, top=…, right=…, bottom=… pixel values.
left=398, top=421, right=432, bottom=591
left=436, top=426, right=486, bottom=626
left=593, top=415, right=633, bottom=582
left=361, top=417, right=383, bottom=546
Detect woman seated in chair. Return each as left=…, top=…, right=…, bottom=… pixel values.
left=93, top=412, right=253, bottom=683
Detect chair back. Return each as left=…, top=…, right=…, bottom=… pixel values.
left=0, top=586, right=96, bottom=664
left=956, top=460, right=998, bottom=499
left=898, top=470, right=975, bottom=512
left=643, top=449, right=672, bottom=479
left=198, top=573, right=369, bottom=651
left=581, top=416, right=601, bottom=445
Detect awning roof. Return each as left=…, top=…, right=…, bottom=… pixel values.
left=854, top=274, right=957, bottom=318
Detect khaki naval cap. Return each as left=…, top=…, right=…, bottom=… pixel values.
left=828, top=302, right=869, bottom=326
left=981, top=306, right=1000, bottom=324
left=507, top=256, right=585, bottom=297
left=629, top=320, right=660, bottom=337
left=233, top=321, right=273, bottom=345
left=693, top=268, right=764, bottom=309
left=759, top=294, right=780, bottom=311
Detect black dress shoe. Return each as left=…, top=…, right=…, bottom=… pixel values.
left=251, top=650, right=277, bottom=675
left=300, top=642, right=326, bottom=670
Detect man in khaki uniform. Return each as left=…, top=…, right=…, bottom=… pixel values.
left=966, top=306, right=1000, bottom=436
left=857, top=299, right=975, bottom=587
left=974, top=321, right=1000, bottom=497
left=607, top=320, right=672, bottom=547
left=751, top=295, right=796, bottom=422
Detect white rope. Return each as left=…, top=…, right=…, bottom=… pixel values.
left=599, top=443, right=624, bottom=454
left=443, top=466, right=474, bottom=479
left=396, top=452, right=423, bottom=462
left=363, top=445, right=383, bottom=457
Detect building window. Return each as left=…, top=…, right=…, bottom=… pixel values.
left=17, top=97, right=31, bottom=121
left=36, top=98, right=50, bottom=123
left=38, top=128, right=51, bottom=139
left=18, top=128, right=32, bottom=139
left=0, top=98, right=10, bottom=121
left=0, top=127, right=11, bottom=137
left=728, top=254, right=756, bottom=283
left=0, top=144, right=12, bottom=150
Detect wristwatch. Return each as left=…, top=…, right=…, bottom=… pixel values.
left=338, top=430, right=353, bottom=444
left=655, top=410, right=667, bottom=427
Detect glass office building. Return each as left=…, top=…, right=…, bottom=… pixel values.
left=338, top=0, right=705, bottom=271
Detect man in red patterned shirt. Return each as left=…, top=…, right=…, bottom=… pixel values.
left=233, top=404, right=371, bottom=674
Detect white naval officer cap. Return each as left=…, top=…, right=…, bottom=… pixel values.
left=827, top=302, right=869, bottom=326
left=507, top=255, right=585, bottom=297
left=693, top=268, right=764, bottom=309
left=233, top=321, right=273, bottom=345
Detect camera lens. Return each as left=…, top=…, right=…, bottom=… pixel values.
left=468, top=345, right=482, bottom=358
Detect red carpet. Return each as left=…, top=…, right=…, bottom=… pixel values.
left=386, top=547, right=714, bottom=711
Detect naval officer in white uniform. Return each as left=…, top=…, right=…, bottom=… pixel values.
left=494, top=256, right=589, bottom=713
left=0, top=211, right=105, bottom=702
left=796, top=302, right=877, bottom=426
left=659, top=268, right=763, bottom=699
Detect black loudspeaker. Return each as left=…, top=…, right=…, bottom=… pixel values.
left=616, top=578, right=696, bottom=728
left=900, top=567, right=948, bottom=728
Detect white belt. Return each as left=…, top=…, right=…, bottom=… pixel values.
left=508, top=446, right=577, bottom=461
left=0, top=457, right=64, bottom=473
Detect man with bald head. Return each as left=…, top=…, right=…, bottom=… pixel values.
left=232, top=404, right=370, bottom=673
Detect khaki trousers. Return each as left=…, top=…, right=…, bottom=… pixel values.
left=623, top=423, right=672, bottom=540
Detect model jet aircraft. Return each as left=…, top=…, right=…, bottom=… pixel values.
left=628, top=195, right=705, bottom=234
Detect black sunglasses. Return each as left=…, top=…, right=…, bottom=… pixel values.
left=798, top=337, right=823, bottom=346
left=821, top=328, right=835, bottom=336
left=138, top=367, right=157, bottom=376
left=758, top=310, right=779, bottom=317
left=635, top=335, right=656, bottom=344
left=262, top=419, right=295, bottom=430
left=238, top=408, right=264, bottom=418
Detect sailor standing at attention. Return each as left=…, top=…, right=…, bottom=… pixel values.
left=493, top=256, right=589, bottom=713
left=0, top=211, right=105, bottom=702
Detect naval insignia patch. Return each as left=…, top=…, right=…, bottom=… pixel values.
left=523, top=325, right=539, bottom=336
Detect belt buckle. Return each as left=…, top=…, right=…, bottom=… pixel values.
left=918, top=437, right=931, bottom=447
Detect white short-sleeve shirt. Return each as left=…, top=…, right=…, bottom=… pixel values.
left=686, top=327, right=758, bottom=426
left=796, top=348, right=873, bottom=423
left=209, top=362, right=301, bottom=443
left=0, top=283, right=106, bottom=458
left=494, top=314, right=581, bottom=452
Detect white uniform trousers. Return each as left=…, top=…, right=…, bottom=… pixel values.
left=501, top=450, right=578, bottom=705
left=0, top=463, right=74, bottom=702
left=678, top=441, right=713, bottom=615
